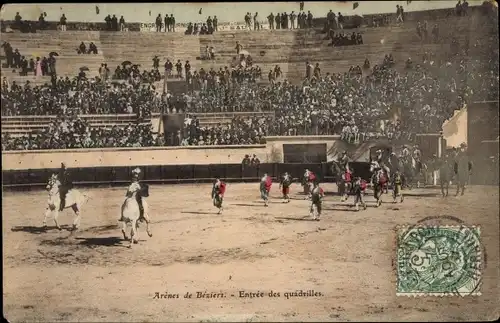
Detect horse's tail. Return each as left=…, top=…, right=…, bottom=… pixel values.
left=80, top=192, right=91, bottom=207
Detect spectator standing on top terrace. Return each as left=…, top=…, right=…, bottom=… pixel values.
left=111, top=15, right=118, bottom=31
left=254, top=13, right=260, bottom=31
left=275, top=13, right=281, bottom=29
left=245, top=12, right=252, bottom=30
left=119, top=16, right=126, bottom=31
left=268, top=13, right=274, bottom=29
left=38, top=12, right=47, bottom=30
left=337, top=12, right=344, bottom=29
left=462, top=0, right=469, bottom=15
left=290, top=11, right=297, bottom=29
left=14, top=12, right=22, bottom=29
left=170, top=14, right=176, bottom=32
left=105, top=15, right=112, bottom=30
left=59, top=14, right=67, bottom=31
left=396, top=5, right=404, bottom=23
left=156, top=14, right=162, bottom=32
left=307, top=11, right=313, bottom=28
left=281, top=12, right=288, bottom=29
left=456, top=1, right=463, bottom=16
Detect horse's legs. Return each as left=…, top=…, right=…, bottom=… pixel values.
left=53, top=209, right=62, bottom=230
left=43, top=208, right=51, bottom=227
left=121, top=221, right=128, bottom=241
left=128, top=220, right=136, bottom=248
left=142, top=211, right=153, bottom=238
left=131, top=219, right=138, bottom=244
left=71, top=205, right=81, bottom=230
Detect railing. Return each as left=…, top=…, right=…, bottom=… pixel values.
left=1, top=161, right=373, bottom=188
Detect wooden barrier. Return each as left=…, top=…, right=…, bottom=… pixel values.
left=1, top=145, right=268, bottom=170
left=1, top=161, right=372, bottom=188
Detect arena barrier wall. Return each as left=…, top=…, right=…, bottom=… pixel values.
left=1, top=161, right=372, bottom=188
left=1, top=136, right=351, bottom=171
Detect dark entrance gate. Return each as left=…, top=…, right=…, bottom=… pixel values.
left=283, top=144, right=327, bottom=163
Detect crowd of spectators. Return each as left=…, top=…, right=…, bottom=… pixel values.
left=2, top=42, right=57, bottom=77
left=113, top=63, right=162, bottom=84
left=328, top=31, right=364, bottom=47
left=267, top=11, right=313, bottom=30
left=155, top=14, right=177, bottom=32
left=184, top=16, right=217, bottom=35
left=77, top=42, right=99, bottom=55
left=1, top=75, right=165, bottom=116
left=1, top=117, right=159, bottom=150
left=1, top=6, right=498, bottom=150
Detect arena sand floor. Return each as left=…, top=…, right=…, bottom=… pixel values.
left=3, top=183, right=499, bottom=322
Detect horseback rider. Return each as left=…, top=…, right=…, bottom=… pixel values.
left=130, top=167, right=145, bottom=219
left=401, top=145, right=411, bottom=159
left=338, top=151, right=350, bottom=171
left=375, top=149, right=391, bottom=180
left=57, top=162, right=73, bottom=211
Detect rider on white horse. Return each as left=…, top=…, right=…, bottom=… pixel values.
left=120, top=168, right=145, bottom=221
left=401, top=145, right=411, bottom=159
left=58, top=162, right=73, bottom=211
left=375, top=149, right=391, bottom=179
left=338, top=151, right=350, bottom=171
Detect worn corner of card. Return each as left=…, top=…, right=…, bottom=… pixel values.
left=395, top=224, right=482, bottom=297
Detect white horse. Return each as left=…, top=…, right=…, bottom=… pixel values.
left=120, top=182, right=152, bottom=248
left=43, top=174, right=90, bottom=230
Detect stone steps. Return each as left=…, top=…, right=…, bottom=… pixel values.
left=0, top=14, right=490, bottom=86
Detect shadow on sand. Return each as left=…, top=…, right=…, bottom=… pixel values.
left=180, top=211, right=218, bottom=215
left=275, top=216, right=316, bottom=222
left=75, top=236, right=124, bottom=247
left=402, top=192, right=442, bottom=198
left=323, top=207, right=360, bottom=212
left=232, top=203, right=263, bottom=207
left=11, top=225, right=72, bottom=234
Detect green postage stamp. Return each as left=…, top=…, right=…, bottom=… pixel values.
left=396, top=225, right=482, bottom=296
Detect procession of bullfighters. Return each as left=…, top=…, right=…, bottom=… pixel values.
left=39, top=142, right=473, bottom=245
left=2, top=1, right=499, bottom=322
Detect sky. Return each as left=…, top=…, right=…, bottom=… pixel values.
left=0, top=1, right=484, bottom=24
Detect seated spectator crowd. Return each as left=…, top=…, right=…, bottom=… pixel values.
left=1, top=29, right=498, bottom=150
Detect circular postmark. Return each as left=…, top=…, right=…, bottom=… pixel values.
left=396, top=215, right=485, bottom=296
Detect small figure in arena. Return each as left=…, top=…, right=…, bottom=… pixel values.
left=391, top=169, right=404, bottom=203
left=303, top=168, right=317, bottom=199
left=309, top=182, right=324, bottom=221
left=279, top=171, right=293, bottom=203
left=260, top=173, right=273, bottom=206
left=212, top=178, right=226, bottom=214
left=340, top=164, right=353, bottom=202
left=57, top=162, right=73, bottom=211
left=375, top=149, right=390, bottom=192
left=454, top=142, right=473, bottom=196
left=352, top=176, right=367, bottom=211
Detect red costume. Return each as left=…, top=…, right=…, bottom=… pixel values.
left=344, top=170, right=352, bottom=183
left=265, top=176, right=273, bottom=192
